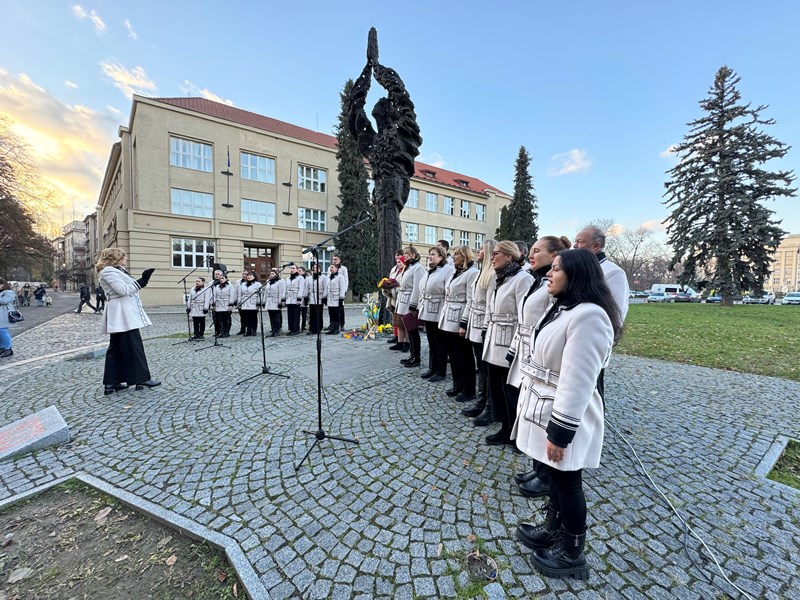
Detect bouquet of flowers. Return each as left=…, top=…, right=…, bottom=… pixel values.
left=377, top=277, right=399, bottom=290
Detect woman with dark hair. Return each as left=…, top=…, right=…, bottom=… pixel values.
left=513, top=248, right=622, bottom=581
left=264, top=268, right=286, bottom=337
left=481, top=240, right=533, bottom=446
left=508, top=235, right=571, bottom=498
left=237, top=271, right=262, bottom=337
left=212, top=274, right=236, bottom=338
left=418, top=246, right=455, bottom=382
left=439, top=245, right=478, bottom=399
left=386, top=251, right=408, bottom=352
left=396, top=245, right=425, bottom=368
left=326, top=263, right=346, bottom=334
left=307, top=263, right=329, bottom=335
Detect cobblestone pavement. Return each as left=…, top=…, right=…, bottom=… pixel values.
left=1, top=308, right=798, bottom=599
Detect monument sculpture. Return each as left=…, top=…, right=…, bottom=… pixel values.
left=348, top=28, right=422, bottom=281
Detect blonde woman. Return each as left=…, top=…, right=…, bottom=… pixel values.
left=482, top=240, right=533, bottom=446
left=96, top=248, right=160, bottom=395
left=462, top=239, right=496, bottom=423
left=439, top=245, right=479, bottom=399
left=396, top=245, right=425, bottom=368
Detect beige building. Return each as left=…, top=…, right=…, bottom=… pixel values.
left=768, top=233, right=800, bottom=294
left=96, top=96, right=510, bottom=304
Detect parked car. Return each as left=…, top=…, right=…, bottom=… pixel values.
left=633, top=291, right=650, bottom=298
left=706, top=294, right=722, bottom=303
left=782, top=292, right=800, bottom=305
left=645, top=291, right=672, bottom=303
left=743, top=291, right=776, bottom=305
left=673, top=292, right=699, bottom=303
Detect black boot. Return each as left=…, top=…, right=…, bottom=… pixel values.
left=517, top=501, right=561, bottom=549
left=485, top=429, right=510, bottom=445
left=445, top=385, right=462, bottom=397
left=388, top=342, right=404, bottom=351
left=472, top=402, right=493, bottom=426
left=400, top=342, right=410, bottom=353
left=518, top=461, right=551, bottom=498
left=530, top=526, right=589, bottom=580
left=461, top=397, right=485, bottom=417
left=403, top=355, right=421, bottom=367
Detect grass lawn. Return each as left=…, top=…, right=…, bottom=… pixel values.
left=615, top=303, right=800, bottom=381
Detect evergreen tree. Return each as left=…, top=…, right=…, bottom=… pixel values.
left=496, top=146, right=538, bottom=243
left=663, top=66, right=796, bottom=305
left=333, top=80, right=379, bottom=299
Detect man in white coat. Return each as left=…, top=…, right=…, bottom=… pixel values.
left=573, top=226, right=629, bottom=401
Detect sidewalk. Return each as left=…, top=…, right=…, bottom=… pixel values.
left=0, top=309, right=798, bottom=599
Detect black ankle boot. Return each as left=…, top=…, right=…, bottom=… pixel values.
left=530, top=526, right=589, bottom=580
left=445, top=386, right=462, bottom=397
left=485, top=429, right=510, bottom=445
left=461, top=398, right=485, bottom=417
left=403, top=355, right=421, bottom=367
left=517, top=501, right=561, bottom=549
left=472, top=403, right=494, bottom=426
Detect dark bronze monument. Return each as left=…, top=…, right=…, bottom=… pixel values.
left=348, top=28, right=422, bottom=281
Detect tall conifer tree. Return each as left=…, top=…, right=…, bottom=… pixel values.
left=496, top=146, right=538, bottom=243
left=663, top=66, right=796, bottom=304
left=333, top=79, right=378, bottom=299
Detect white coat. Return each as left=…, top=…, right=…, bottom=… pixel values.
left=418, top=263, right=455, bottom=322
left=0, top=289, right=21, bottom=330
left=513, top=302, right=613, bottom=471
left=187, top=285, right=212, bottom=317
left=600, top=256, right=629, bottom=322
left=307, top=275, right=329, bottom=305
left=237, top=281, right=262, bottom=310
left=99, top=266, right=152, bottom=334
left=482, top=268, right=533, bottom=366
left=438, top=265, right=479, bottom=333
left=466, top=272, right=494, bottom=344
left=328, top=273, right=347, bottom=302
left=263, top=279, right=286, bottom=310
left=337, top=264, right=349, bottom=296
left=212, top=282, right=237, bottom=312
left=285, top=274, right=307, bottom=304
left=507, top=276, right=553, bottom=388
left=395, top=262, right=425, bottom=315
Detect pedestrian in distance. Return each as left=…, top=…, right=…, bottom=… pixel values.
left=0, top=278, right=19, bottom=358
left=74, top=283, right=99, bottom=314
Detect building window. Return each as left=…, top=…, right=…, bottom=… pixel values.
left=303, top=248, right=331, bottom=273
left=443, top=196, right=454, bottom=215
left=425, top=192, right=437, bottom=212
left=461, top=200, right=471, bottom=219
left=240, top=152, right=275, bottom=183
left=476, top=204, right=486, bottom=222
left=407, top=189, right=419, bottom=209
left=298, top=165, right=327, bottom=193
left=460, top=231, right=470, bottom=246
left=169, top=136, right=212, bottom=172
left=241, top=199, right=276, bottom=225
left=172, top=238, right=215, bottom=268
left=171, top=188, right=213, bottom=218
left=475, top=232, right=485, bottom=250
left=298, top=207, right=327, bottom=231
left=441, top=228, right=454, bottom=246
left=405, top=223, right=419, bottom=243
left=424, top=225, right=437, bottom=244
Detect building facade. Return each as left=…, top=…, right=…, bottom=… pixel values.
left=53, top=220, right=89, bottom=291
left=768, top=233, right=800, bottom=294
left=96, top=96, right=511, bottom=304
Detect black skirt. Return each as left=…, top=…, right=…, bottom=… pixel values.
left=103, top=329, right=151, bottom=385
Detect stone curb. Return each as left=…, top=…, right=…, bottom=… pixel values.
left=0, top=472, right=269, bottom=600
left=0, top=344, right=109, bottom=373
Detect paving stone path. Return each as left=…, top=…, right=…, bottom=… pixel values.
left=0, top=308, right=798, bottom=599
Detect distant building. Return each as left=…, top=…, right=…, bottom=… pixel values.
left=95, top=96, right=511, bottom=304
left=54, top=220, right=88, bottom=291
left=769, top=233, right=800, bottom=294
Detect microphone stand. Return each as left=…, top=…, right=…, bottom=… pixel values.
left=236, top=287, right=290, bottom=385
left=295, top=212, right=373, bottom=471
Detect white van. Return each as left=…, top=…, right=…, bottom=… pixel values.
left=649, top=284, right=699, bottom=298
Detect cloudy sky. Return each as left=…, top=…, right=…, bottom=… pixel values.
left=1, top=0, right=799, bottom=239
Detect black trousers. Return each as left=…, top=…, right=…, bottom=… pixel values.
left=444, top=331, right=476, bottom=394
left=96, top=296, right=105, bottom=311
left=327, top=306, right=340, bottom=330
left=486, top=363, right=519, bottom=433
left=423, top=320, right=447, bottom=376
left=192, top=316, right=206, bottom=337
left=104, top=329, right=151, bottom=385
left=287, top=303, right=301, bottom=332
left=339, top=300, right=346, bottom=327
left=548, top=467, right=586, bottom=534
left=76, top=299, right=97, bottom=313
left=268, top=310, right=282, bottom=333
left=214, top=311, right=231, bottom=336
left=242, top=310, right=258, bottom=333
left=309, top=304, right=324, bottom=333
left=300, top=305, right=308, bottom=330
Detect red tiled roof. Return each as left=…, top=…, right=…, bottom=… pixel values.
left=147, top=96, right=506, bottom=197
